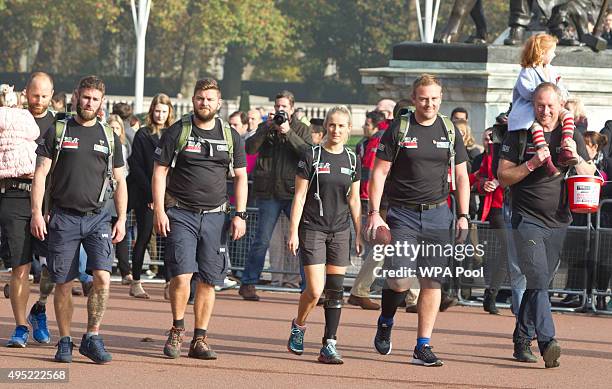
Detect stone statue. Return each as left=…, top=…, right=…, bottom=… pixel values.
left=437, top=0, right=488, bottom=44
left=504, top=0, right=605, bottom=46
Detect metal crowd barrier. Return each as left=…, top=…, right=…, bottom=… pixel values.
left=114, top=201, right=612, bottom=315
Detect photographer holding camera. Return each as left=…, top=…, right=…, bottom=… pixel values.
left=240, top=90, right=312, bottom=301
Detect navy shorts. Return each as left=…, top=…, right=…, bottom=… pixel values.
left=383, top=205, right=454, bottom=283
left=165, top=207, right=229, bottom=286
left=0, top=190, right=33, bottom=268
left=47, top=207, right=113, bottom=284
left=298, top=227, right=351, bottom=267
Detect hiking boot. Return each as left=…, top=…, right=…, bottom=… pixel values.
left=374, top=320, right=393, bottom=355
left=79, top=334, right=112, bottom=364
left=318, top=339, right=343, bottom=364
left=28, top=303, right=50, bottom=343
left=188, top=336, right=217, bottom=360
left=238, top=284, right=260, bottom=301
left=6, top=325, right=29, bottom=348
left=164, top=282, right=170, bottom=300
left=347, top=295, right=380, bottom=310
left=411, top=344, right=444, bottom=367
left=287, top=319, right=306, bottom=355
left=542, top=339, right=561, bottom=368
left=483, top=288, right=499, bottom=315
left=55, top=336, right=74, bottom=363
left=163, top=326, right=185, bottom=359
left=557, top=149, right=578, bottom=166
left=513, top=339, right=538, bottom=363
left=439, top=294, right=458, bottom=312
left=129, top=280, right=150, bottom=299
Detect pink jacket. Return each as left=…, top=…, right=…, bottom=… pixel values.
left=0, top=107, right=40, bottom=178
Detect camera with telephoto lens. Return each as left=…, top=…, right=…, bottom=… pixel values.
left=272, top=111, right=289, bottom=126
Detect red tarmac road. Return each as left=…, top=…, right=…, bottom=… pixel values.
left=1, top=283, right=611, bottom=388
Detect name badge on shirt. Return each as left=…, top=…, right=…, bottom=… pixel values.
left=217, top=144, right=228, bottom=152
left=317, top=162, right=331, bottom=174
left=184, top=142, right=201, bottom=153
left=400, top=137, right=418, bottom=148
left=341, top=167, right=353, bottom=176
left=93, top=144, right=108, bottom=154
left=435, top=141, right=450, bottom=149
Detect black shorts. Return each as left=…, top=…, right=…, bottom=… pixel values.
left=0, top=190, right=33, bottom=268
left=47, top=207, right=113, bottom=284
left=165, top=207, right=229, bottom=286
left=298, top=227, right=351, bottom=267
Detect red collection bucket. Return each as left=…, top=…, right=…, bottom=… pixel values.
left=566, top=175, right=604, bottom=214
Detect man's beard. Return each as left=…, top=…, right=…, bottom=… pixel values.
left=194, top=107, right=216, bottom=122
left=76, top=103, right=99, bottom=121
left=29, top=104, right=48, bottom=116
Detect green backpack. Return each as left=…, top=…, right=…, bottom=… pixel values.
left=171, top=114, right=235, bottom=178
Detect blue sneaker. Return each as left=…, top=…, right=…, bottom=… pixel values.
left=28, top=306, right=51, bottom=344
left=318, top=339, right=343, bottom=364
left=287, top=319, right=305, bottom=355
left=79, top=334, right=112, bottom=364
left=7, top=325, right=29, bottom=348
left=55, top=336, right=74, bottom=363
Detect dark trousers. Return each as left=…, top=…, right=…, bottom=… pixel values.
left=112, top=216, right=130, bottom=277
left=132, top=204, right=155, bottom=281
left=512, top=212, right=567, bottom=353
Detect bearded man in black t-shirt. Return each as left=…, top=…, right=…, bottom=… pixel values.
left=31, top=75, right=127, bottom=364
left=152, top=78, right=248, bottom=361
left=3, top=71, right=55, bottom=348
left=366, top=74, right=471, bottom=367
left=498, top=83, right=594, bottom=368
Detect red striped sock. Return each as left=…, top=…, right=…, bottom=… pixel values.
left=530, top=122, right=546, bottom=149
left=560, top=108, right=575, bottom=142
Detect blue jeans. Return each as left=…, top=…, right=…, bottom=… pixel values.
left=242, top=198, right=293, bottom=285
left=504, top=202, right=526, bottom=317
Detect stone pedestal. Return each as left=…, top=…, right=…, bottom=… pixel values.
left=361, top=42, right=612, bottom=136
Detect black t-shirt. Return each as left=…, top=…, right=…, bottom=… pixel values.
left=500, top=127, right=590, bottom=228
left=34, top=111, right=55, bottom=144
left=154, top=117, right=247, bottom=210
left=376, top=115, right=468, bottom=205
left=36, top=118, right=124, bottom=212
left=297, top=146, right=361, bottom=233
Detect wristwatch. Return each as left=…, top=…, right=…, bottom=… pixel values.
left=235, top=211, right=249, bottom=220
left=458, top=213, right=471, bottom=222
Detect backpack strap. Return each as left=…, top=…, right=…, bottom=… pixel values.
left=171, top=114, right=193, bottom=168
left=307, top=145, right=324, bottom=217
left=439, top=114, right=456, bottom=191
left=393, top=112, right=412, bottom=163
left=97, top=122, right=115, bottom=203
left=219, top=117, right=235, bottom=178
left=517, top=130, right=528, bottom=165
left=345, top=146, right=357, bottom=196
left=44, top=119, right=68, bottom=214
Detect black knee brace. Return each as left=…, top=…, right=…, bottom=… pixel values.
left=323, top=274, right=344, bottom=309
